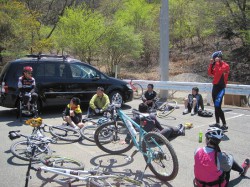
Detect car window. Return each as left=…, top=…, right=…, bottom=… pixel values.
left=44, top=63, right=57, bottom=77
left=36, top=63, right=44, bottom=78
left=69, top=63, right=98, bottom=79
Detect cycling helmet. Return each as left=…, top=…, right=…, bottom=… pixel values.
left=139, top=103, right=148, bottom=113
left=192, top=87, right=199, bottom=93
left=97, top=117, right=110, bottom=125
left=212, top=51, right=223, bottom=59
left=23, top=66, right=33, bottom=72
left=205, top=127, right=224, bottom=140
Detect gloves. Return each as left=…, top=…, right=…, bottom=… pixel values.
left=100, top=109, right=103, bottom=113
left=95, top=108, right=100, bottom=113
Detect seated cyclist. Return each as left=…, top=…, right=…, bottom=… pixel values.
left=87, top=87, right=110, bottom=117
left=183, top=87, right=204, bottom=116
left=62, top=97, right=84, bottom=130
left=18, top=66, right=38, bottom=110
left=122, top=103, right=185, bottom=144
left=142, top=84, right=157, bottom=108
left=194, top=127, right=249, bottom=187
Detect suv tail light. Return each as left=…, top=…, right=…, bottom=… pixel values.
left=0, top=82, right=8, bottom=93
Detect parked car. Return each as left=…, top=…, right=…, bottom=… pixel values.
left=0, top=54, right=133, bottom=111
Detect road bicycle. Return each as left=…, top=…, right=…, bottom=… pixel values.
left=94, top=104, right=179, bottom=181
left=25, top=153, right=143, bottom=187
left=9, top=128, right=55, bottom=161
left=150, top=98, right=178, bottom=118
left=129, top=79, right=143, bottom=99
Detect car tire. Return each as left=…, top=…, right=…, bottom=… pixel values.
left=109, top=91, right=123, bottom=105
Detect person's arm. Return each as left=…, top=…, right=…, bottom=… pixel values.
left=89, top=94, right=97, bottom=110
left=18, top=77, right=24, bottom=93
left=30, top=78, right=36, bottom=93
left=208, top=61, right=215, bottom=77
left=217, top=152, right=233, bottom=172
left=62, top=106, right=69, bottom=119
left=102, top=94, right=110, bottom=110
left=142, top=91, right=147, bottom=101
left=149, top=114, right=163, bottom=131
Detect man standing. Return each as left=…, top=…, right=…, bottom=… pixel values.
left=208, top=51, right=230, bottom=130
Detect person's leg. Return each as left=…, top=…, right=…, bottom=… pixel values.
left=160, top=127, right=173, bottom=140
left=30, top=93, right=38, bottom=104
left=191, top=98, right=197, bottom=115
left=64, top=116, right=78, bottom=129
left=23, top=95, right=29, bottom=106
left=76, top=122, right=84, bottom=129
left=231, top=159, right=244, bottom=173
left=215, top=90, right=227, bottom=130
left=183, top=98, right=189, bottom=114
left=210, top=86, right=221, bottom=127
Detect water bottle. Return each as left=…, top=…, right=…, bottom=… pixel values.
left=199, top=131, right=203, bottom=143
left=126, top=120, right=137, bottom=137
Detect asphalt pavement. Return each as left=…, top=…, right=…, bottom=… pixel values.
left=0, top=100, right=250, bottom=187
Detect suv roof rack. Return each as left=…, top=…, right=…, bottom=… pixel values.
left=26, top=54, right=69, bottom=60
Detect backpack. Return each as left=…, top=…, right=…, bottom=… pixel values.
left=198, top=109, right=213, bottom=117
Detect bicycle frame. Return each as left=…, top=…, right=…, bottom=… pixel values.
left=116, top=108, right=164, bottom=164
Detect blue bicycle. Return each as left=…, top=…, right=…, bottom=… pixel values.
left=94, top=105, right=179, bottom=181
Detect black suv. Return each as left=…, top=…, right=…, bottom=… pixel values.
left=0, top=54, right=133, bottom=110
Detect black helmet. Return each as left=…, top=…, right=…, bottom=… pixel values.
left=138, top=103, right=148, bottom=113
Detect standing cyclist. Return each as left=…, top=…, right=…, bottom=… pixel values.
left=18, top=66, right=38, bottom=110
left=208, top=51, right=229, bottom=130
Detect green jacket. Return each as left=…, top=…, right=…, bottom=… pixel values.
left=89, top=93, right=110, bottom=110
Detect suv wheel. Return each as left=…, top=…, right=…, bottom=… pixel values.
left=109, top=91, right=123, bottom=105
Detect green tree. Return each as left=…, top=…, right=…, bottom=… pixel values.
left=54, top=5, right=106, bottom=63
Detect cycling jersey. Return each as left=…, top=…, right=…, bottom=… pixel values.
left=208, top=61, right=230, bottom=86
left=89, top=93, right=110, bottom=110
left=18, top=76, right=36, bottom=93
left=62, top=104, right=82, bottom=124
left=194, top=147, right=228, bottom=187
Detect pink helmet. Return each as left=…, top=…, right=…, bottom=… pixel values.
left=23, top=66, right=33, bottom=72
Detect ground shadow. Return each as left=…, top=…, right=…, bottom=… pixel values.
left=229, top=176, right=250, bottom=186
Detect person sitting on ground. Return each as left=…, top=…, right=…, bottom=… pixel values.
left=62, top=97, right=84, bottom=129
left=88, top=87, right=110, bottom=117
left=183, top=87, right=204, bottom=115
left=142, top=84, right=157, bottom=108
left=122, top=103, right=185, bottom=144
left=194, top=127, right=249, bottom=187
left=18, top=66, right=38, bottom=110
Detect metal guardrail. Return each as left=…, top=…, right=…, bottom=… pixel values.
left=124, top=79, right=250, bottom=96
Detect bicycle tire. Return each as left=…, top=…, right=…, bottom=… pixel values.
left=89, top=174, right=144, bottom=187
left=40, top=155, right=84, bottom=170
left=142, top=132, right=179, bottom=181
left=49, top=125, right=81, bottom=142
left=10, top=140, right=52, bottom=161
left=94, top=121, right=134, bottom=154
left=156, top=100, right=177, bottom=118
left=132, top=83, right=143, bottom=99
left=80, top=125, right=98, bottom=142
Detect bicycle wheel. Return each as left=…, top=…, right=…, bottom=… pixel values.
left=80, top=125, right=98, bottom=142
left=10, top=140, right=52, bottom=161
left=142, top=132, right=178, bottom=181
left=94, top=121, right=134, bottom=154
left=89, top=174, right=144, bottom=187
left=40, top=155, right=84, bottom=170
left=156, top=100, right=177, bottom=118
left=49, top=125, right=81, bottom=142
left=132, top=83, right=143, bottom=99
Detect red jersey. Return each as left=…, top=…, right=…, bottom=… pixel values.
left=208, top=61, right=230, bottom=86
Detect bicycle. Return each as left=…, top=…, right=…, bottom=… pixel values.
left=80, top=103, right=119, bottom=143
left=25, top=153, right=143, bottom=187
left=150, top=98, right=178, bottom=118
left=129, top=79, right=143, bottom=99
left=94, top=104, right=179, bottom=181
left=9, top=129, right=55, bottom=161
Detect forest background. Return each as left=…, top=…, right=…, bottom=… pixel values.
left=0, top=0, right=249, bottom=84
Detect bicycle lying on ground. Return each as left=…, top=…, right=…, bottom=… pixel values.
left=94, top=104, right=179, bottom=181
left=150, top=98, right=178, bottom=118
left=9, top=119, right=56, bottom=161
left=21, top=148, right=143, bottom=187
left=129, top=79, right=143, bottom=99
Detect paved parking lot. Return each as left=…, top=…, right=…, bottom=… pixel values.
left=0, top=100, right=250, bottom=187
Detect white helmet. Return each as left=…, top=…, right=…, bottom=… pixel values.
left=205, top=127, right=224, bottom=140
